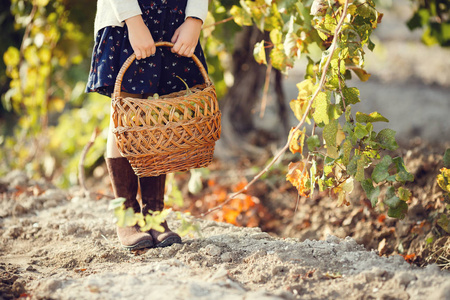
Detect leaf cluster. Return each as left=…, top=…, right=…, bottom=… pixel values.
left=407, top=0, right=450, bottom=47
left=1, top=0, right=102, bottom=186
left=109, top=198, right=200, bottom=237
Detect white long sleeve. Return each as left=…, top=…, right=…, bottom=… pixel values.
left=108, top=0, right=142, bottom=23
left=185, top=0, right=209, bottom=22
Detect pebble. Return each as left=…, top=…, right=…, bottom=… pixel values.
left=3, top=226, right=23, bottom=239
left=204, top=244, right=222, bottom=257
left=394, top=272, right=417, bottom=287
left=272, top=265, right=289, bottom=276
left=325, top=235, right=341, bottom=244
left=220, top=252, right=233, bottom=263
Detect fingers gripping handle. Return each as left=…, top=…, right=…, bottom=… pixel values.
left=113, top=42, right=210, bottom=100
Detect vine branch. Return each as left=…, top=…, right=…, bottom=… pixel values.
left=203, top=16, right=234, bottom=29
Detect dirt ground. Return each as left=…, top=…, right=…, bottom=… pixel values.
left=2, top=1, right=450, bottom=299
left=1, top=170, right=450, bottom=300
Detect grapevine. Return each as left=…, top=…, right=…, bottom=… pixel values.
left=204, top=0, right=414, bottom=219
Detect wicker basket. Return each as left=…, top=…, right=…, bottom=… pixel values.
left=111, top=42, right=221, bottom=177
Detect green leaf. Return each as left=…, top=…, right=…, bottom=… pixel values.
left=372, top=155, right=392, bottom=183
left=307, top=135, right=321, bottom=151
left=175, top=212, right=201, bottom=237
left=356, top=1, right=377, bottom=19
left=253, top=41, right=267, bottom=65
left=355, top=155, right=365, bottom=182
left=437, top=214, right=450, bottom=233
left=116, top=207, right=137, bottom=228
left=387, top=201, right=408, bottom=219
left=347, top=155, right=359, bottom=176
left=317, top=30, right=329, bottom=41
left=375, top=128, right=398, bottom=150
left=109, top=197, right=126, bottom=210
left=312, top=92, right=330, bottom=125
left=393, top=157, right=414, bottom=183
left=361, top=178, right=380, bottom=207
left=354, top=123, right=369, bottom=139
left=323, top=120, right=338, bottom=147
left=342, top=139, right=352, bottom=165
left=384, top=186, right=408, bottom=219
left=386, top=175, right=397, bottom=182
left=355, top=111, right=389, bottom=123
left=407, top=12, right=422, bottom=30
left=327, top=104, right=342, bottom=121
left=398, top=187, right=412, bottom=201
left=384, top=186, right=401, bottom=208
left=323, top=14, right=337, bottom=32
left=368, top=38, right=375, bottom=51
left=444, top=148, right=450, bottom=168
left=342, top=87, right=360, bottom=105
left=141, top=210, right=170, bottom=232
left=344, top=107, right=352, bottom=124
left=230, top=5, right=253, bottom=26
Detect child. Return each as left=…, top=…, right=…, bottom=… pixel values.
left=86, top=0, right=209, bottom=250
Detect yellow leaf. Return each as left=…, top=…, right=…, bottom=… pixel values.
left=296, top=79, right=314, bottom=100
left=312, top=92, right=330, bottom=125
left=3, top=47, right=20, bottom=67
left=336, top=124, right=346, bottom=146
left=288, top=127, right=305, bottom=155
left=48, top=97, right=66, bottom=113
left=36, top=0, right=50, bottom=6
left=327, top=145, right=339, bottom=159
left=270, top=29, right=282, bottom=45
left=253, top=41, right=267, bottom=65
left=351, top=67, right=371, bottom=82
left=290, top=79, right=315, bottom=124
left=286, top=161, right=310, bottom=197
left=230, top=6, right=253, bottom=26
left=333, top=178, right=354, bottom=206
left=290, top=98, right=309, bottom=124
left=437, top=168, right=450, bottom=193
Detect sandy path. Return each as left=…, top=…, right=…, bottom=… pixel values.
left=1, top=171, right=450, bottom=300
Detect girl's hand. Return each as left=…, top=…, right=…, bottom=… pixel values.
left=125, top=15, right=156, bottom=60
left=171, top=17, right=203, bottom=57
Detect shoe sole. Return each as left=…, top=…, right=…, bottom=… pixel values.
left=155, top=235, right=182, bottom=248
left=122, top=239, right=154, bottom=251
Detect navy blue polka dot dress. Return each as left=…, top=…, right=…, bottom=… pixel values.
left=86, top=0, right=208, bottom=97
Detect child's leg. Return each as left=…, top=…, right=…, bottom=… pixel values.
left=139, top=175, right=182, bottom=247
left=106, top=92, right=154, bottom=250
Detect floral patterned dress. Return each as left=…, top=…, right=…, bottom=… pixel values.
left=85, top=0, right=208, bottom=97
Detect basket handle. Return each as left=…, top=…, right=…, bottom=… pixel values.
left=113, top=41, right=211, bottom=100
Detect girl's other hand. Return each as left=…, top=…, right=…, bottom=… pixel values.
left=171, top=17, right=202, bottom=57
left=125, top=15, right=156, bottom=60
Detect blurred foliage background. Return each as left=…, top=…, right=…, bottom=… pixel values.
left=1, top=0, right=449, bottom=188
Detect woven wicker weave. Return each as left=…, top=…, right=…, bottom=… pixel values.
left=112, top=42, right=221, bottom=177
